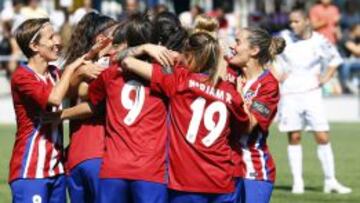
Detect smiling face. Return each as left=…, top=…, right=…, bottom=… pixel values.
left=228, top=29, right=253, bottom=68
left=31, top=23, right=58, bottom=61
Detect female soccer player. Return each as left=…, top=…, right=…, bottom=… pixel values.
left=120, top=32, right=249, bottom=203
left=228, top=27, right=285, bottom=203
left=274, top=8, right=351, bottom=194
left=62, top=14, right=171, bottom=203
left=151, top=11, right=188, bottom=52
left=62, top=12, right=117, bottom=203
left=9, top=18, right=87, bottom=203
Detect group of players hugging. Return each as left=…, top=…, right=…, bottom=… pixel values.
left=8, top=5, right=350, bottom=203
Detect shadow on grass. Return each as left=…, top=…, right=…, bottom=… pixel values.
left=274, top=185, right=320, bottom=192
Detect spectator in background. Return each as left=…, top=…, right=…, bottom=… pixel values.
left=248, top=1, right=268, bottom=30
left=0, top=20, right=14, bottom=77
left=8, top=0, right=25, bottom=34
left=208, top=7, right=228, bottom=31
left=0, top=19, right=22, bottom=78
left=20, top=0, right=48, bottom=19
left=179, top=5, right=203, bottom=29
left=146, top=4, right=169, bottom=21
left=146, top=0, right=159, bottom=8
left=309, top=0, right=341, bottom=44
left=340, top=0, right=360, bottom=31
left=118, top=0, right=140, bottom=21
left=152, top=4, right=168, bottom=14
left=339, top=23, right=360, bottom=94
left=70, top=0, right=97, bottom=25
left=267, top=0, right=289, bottom=34
left=208, top=6, right=237, bottom=40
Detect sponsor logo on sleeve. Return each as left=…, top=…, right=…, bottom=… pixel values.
left=251, top=101, right=270, bottom=118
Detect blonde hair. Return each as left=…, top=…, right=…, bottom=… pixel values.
left=193, top=15, right=219, bottom=38
left=184, top=32, right=221, bottom=85
left=244, top=27, right=286, bottom=65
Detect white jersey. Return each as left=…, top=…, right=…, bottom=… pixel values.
left=274, top=30, right=343, bottom=94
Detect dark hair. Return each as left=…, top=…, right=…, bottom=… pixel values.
left=93, top=15, right=117, bottom=38
left=15, top=18, right=50, bottom=58
left=63, top=12, right=116, bottom=66
left=112, top=22, right=128, bottom=45
left=291, top=4, right=309, bottom=18
left=12, top=0, right=23, bottom=7
left=244, top=27, right=286, bottom=65
left=192, top=5, right=204, bottom=15
left=184, top=32, right=220, bottom=85
left=125, top=13, right=153, bottom=47
left=152, top=12, right=188, bottom=51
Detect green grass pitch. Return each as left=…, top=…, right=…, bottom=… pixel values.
left=0, top=123, right=359, bottom=202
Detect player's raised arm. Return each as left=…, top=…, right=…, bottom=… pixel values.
left=47, top=56, right=87, bottom=106
left=121, top=56, right=153, bottom=80
left=116, top=44, right=174, bottom=67
left=61, top=102, right=95, bottom=120
left=121, top=44, right=174, bottom=80
left=40, top=102, right=95, bottom=123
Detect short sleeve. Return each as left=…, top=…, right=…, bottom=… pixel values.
left=309, top=6, right=321, bottom=22
left=333, top=6, right=340, bottom=22
left=273, top=53, right=289, bottom=75
left=150, top=63, right=178, bottom=97
left=318, top=36, right=343, bottom=68
left=88, top=69, right=108, bottom=107
left=250, top=80, right=279, bottom=131
left=13, top=73, right=52, bottom=110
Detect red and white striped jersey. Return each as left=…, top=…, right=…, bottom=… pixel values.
left=232, top=70, right=279, bottom=183
left=9, top=64, right=64, bottom=183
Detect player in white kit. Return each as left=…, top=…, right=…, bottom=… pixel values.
left=273, top=7, right=352, bottom=194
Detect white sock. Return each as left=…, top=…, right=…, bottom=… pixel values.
left=288, top=145, right=303, bottom=184
left=317, top=143, right=336, bottom=182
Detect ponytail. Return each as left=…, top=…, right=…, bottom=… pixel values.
left=245, top=27, right=286, bottom=65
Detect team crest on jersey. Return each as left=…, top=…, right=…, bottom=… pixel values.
left=244, top=90, right=256, bottom=102
left=244, top=83, right=261, bottom=102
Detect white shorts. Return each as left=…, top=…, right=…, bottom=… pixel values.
left=278, top=89, right=329, bottom=132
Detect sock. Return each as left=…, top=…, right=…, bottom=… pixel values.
left=288, top=145, right=303, bottom=184
left=317, top=143, right=336, bottom=182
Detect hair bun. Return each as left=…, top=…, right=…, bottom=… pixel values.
left=193, top=15, right=219, bottom=37
left=270, top=36, right=286, bottom=56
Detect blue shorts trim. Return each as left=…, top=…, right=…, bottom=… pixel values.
left=10, top=175, right=66, bottom=203
left=98, top=179, right=167, bottom=203
left=67, top=158, right=102, bottom=203
left=234, top=178, right=273, bottom=203
left=169, top=189, right=236, bottom=203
